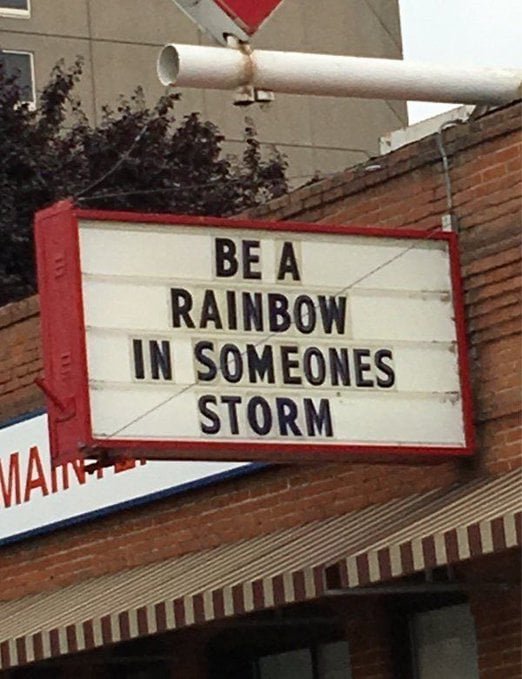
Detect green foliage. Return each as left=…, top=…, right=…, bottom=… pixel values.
left=0, top=59, right=288, bottom=305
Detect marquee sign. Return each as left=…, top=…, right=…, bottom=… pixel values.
left=35, top=201, right=474, bottom=466
left=173, top=0, right=284, bottom=45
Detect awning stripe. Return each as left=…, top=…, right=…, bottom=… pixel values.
left=338, top=508, right=521, bottom=590
left=65, top=625, right=77, bottom=656
left=33, top=633, right=44, bottom=663
left=174, top=598, right=185, bottom=628
left=1, top=469, right=520, bottom=670
left=15, top=638, right=26, bottom=667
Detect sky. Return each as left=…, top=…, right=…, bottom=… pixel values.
left=398, top=0, right=522, bottom=123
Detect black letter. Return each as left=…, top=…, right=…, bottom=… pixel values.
left=150, top=340, right=172, bottom=380
left=222, top=395, right=241, bottom=435
left=132, top=339, right=145, bottom=380
left=246, top=345, right=275, bottom=384
left=171, top=288, right=195, bottom=328
left=304, top=398, right=333, bottom=437
left=247, top=396, right=272, bottom=435
left=199, top=396, right=220, bottom=434
left=354, top=349, right=374, bottom=387
left=220, top=344, right=243, bottom=384
left=277, top=241, right=301, bottom=281
left=375, top=349, right=395, bottom=388
left=276, top=398, right=302, bottom=436
left=329, top=348, right=351, bottom=386
left=280, top=345, right=302, bottom=385
left=194, top=341, right=217, bottom=382
left=318, top=296, right=347, bottom=335
left=294, top=295, right=316, bottom=334
left=215, top=238, right=238, bottom=277
left=200, top=290, right=223, bottom=329
left=242, top=240, right=261, bottom=280
left=268, top=293, right=291, bottom=332
left=303, top=347, right=326, bottom=386
left=226, top=290, right=238, bottom=330
left=243, top=292, right=263, bottom=331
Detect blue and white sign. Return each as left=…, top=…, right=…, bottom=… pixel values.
left=0, top=412, right=253, bottom=546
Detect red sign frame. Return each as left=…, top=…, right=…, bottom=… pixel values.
left=35, top=201, right=474, bottom=466
left=214, top=0, right=284, bottom=34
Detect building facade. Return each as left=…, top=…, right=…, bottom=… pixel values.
left=0, top=100, right=520, bottom=678
left=0, top=0, right=407, bottom=179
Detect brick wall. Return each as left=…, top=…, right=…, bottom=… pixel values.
left=0, top=297, right=43, bottom=424
left=466, top=550, right=522, bottom=679
left=251, top=100, right=522, bottom=475
left=0, top=102, right=520, bottom=606
left=344, top=602, right=395, bottom=679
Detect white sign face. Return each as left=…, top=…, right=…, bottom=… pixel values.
left=76, top=219, right=470, bottom=458
left=0, top=413, right=251, bottom=545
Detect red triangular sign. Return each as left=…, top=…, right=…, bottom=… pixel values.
left=214, top=0, right=284, bottom=35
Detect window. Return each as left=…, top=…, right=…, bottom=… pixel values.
left=255, top=641, right=352, bottom=679
left=208, top=609, right=350, bottom=679
left=0, top=0, right=30, bottom=18
left=257, top=648, right=314, bottom=679
left=411, top=604, right=480, bottom=679
left=0, top=50, right=35, bottom=106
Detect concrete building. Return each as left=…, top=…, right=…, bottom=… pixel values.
left=0, top=0, right=407, bottom=179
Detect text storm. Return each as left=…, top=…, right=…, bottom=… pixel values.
left=79, top=219, right=468, bottom=456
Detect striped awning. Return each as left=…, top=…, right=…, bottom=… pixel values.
left=1, top=469, right=520, bottom=670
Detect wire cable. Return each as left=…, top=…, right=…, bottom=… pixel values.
left=74, top=172, right=330, bottom=204
left=74, top=121, right=152, bottom=199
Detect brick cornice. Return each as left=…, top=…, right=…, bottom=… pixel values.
left=0, top=295, right=39, bottom=330
left=248, top=100, right=522, bottom=222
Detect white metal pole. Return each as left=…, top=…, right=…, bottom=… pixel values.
left=158, top=44, right=522, bottom=105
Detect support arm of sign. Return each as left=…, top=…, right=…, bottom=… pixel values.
left=158, top=44, right=522, bottom=105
